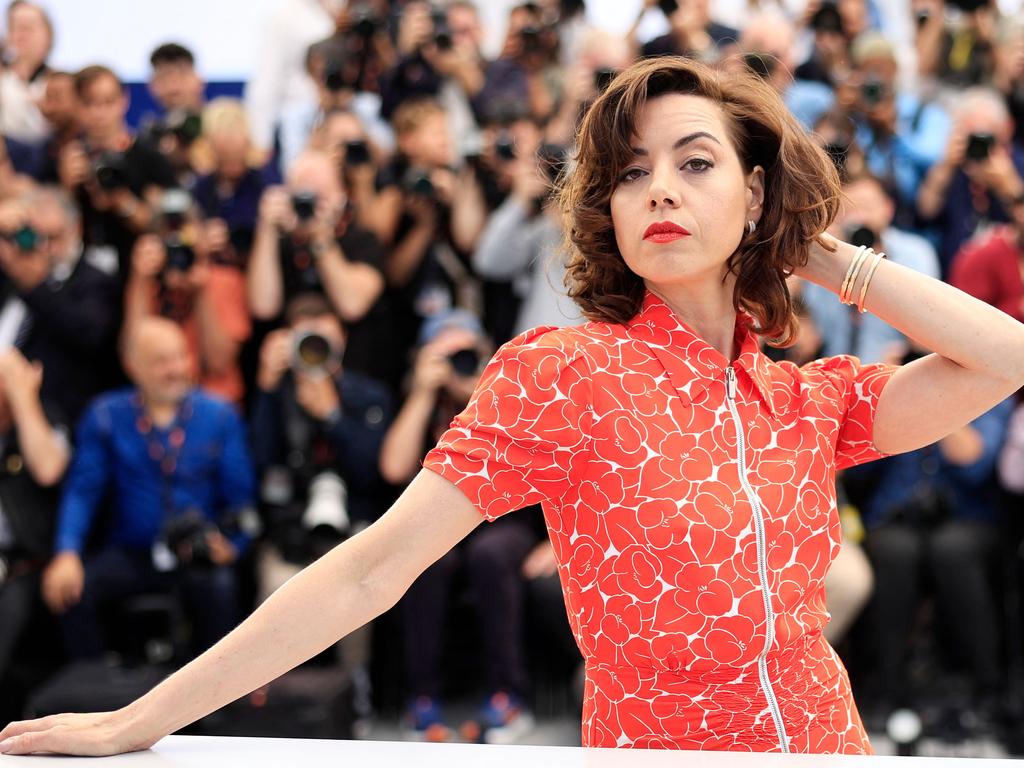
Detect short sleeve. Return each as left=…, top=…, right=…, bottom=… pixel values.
left=422, top=327, right=592, bottom=521
left=800, top=354, right=898, bottom=471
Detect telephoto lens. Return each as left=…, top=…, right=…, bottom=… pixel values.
left=292, top=331, right=336, bottom=376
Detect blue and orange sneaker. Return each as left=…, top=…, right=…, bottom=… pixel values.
left=404, top=695, right=454, bottom=743
left=479, top=690, right=535, bottom=744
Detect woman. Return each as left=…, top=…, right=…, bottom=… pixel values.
left=3, top=55, right=1024, bottom=756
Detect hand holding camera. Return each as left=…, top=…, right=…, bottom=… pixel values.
left=56, top=141, right=91, bottom=190
left=42, top=551, right=85, bottom=614
left=257, top=329, right=294, bottom=391
left=411, top=340, right=455, bottom=395
left=258, top=185, right=299, bottom=233
left=0, top=348, right=43, bottom=413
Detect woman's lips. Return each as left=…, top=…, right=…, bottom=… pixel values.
left=644, top=231, right=689, bottom=243
left=643, top=221, right=691, bottom=243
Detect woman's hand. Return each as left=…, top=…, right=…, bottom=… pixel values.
left=0, top=709, right=159, bottom=756
left=795, top=230, right=851, bottom=291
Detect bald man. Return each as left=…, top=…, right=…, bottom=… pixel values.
left=42, top=317, right=257, bottom=660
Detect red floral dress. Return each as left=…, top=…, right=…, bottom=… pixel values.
left=423, top=290, right=896, bottom=753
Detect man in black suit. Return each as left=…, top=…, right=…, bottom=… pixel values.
left=0, top=346, right=71, bottom=717
left=0, top=185, right=121, bottom=422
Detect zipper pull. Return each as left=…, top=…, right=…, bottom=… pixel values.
left=725, top=365, right=737, bottom=402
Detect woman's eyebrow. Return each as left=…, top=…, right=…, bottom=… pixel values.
left=629, top=131, right=722, bottom=157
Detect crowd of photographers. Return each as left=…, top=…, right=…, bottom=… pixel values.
left=2, top=0, right=1024, bottom=751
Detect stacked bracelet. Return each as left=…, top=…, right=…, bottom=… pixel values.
left=856, top=248, right=886, bottom=313
left=839, top=244, right=886, bottom=313
left=839, top=245, right=869, bottom=304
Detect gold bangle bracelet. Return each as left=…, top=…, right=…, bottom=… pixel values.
left=840, top=245, right=868, bottom=304
left=857, top=249, right=886, bottom=313
left=842, top=246, right=871, bottom=304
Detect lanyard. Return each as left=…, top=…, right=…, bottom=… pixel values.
left=133, top=393, right=193, bottom=519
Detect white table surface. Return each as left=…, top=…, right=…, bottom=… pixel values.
left=1, top=735, right=1021, bottom=766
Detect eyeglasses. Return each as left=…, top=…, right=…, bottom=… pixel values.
left=0, top=226, right=61, bottom=252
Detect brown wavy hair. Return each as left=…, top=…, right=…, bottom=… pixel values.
left=556, top=56, right=841, bottom=345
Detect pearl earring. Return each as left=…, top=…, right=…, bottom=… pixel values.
left=746, top=220, right=756, bottom=235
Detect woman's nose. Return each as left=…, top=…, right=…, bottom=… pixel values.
left=647, top=165, right=681, bottom=210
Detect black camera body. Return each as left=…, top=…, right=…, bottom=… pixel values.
left=448, top=347, right=480, bottom=377
left=965, top=131, right=995, bottom=162
left=147, top=112, right=202, bottom=146
left=344, top=139, right=371, bottom=166
left=159, top=189, right=196, bottom=274
left=94, top=151, right=129, bottom=191
left=161, top=509, right=217, bottom=567
left=324, top=58, right=351, bottom=93
left=494, top=133, right=517, bottom=161
left=350, top=3, right=381, bottom=38
left=845, top=223, right=878, bottom=249
left=431, top=7, right=453, bottom=50
left=291, top=191, right=318, bottom=222
left=401, top=167, right=435, bottom=198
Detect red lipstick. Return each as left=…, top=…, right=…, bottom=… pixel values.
left=643, top=221, right=691, bottom=243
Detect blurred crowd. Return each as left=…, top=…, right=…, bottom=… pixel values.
left=1, top=0, right=1024, bottom=753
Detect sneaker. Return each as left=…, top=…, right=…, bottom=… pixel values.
left=404, top=695, right=453, bottom=743
left=479, top=690, right=535, bottom=745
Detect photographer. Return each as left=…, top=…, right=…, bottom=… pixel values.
left=142, top=43, right=207, bottom=185
left=801, top=173, right=939, bottom=364
left=0, top=186, right=120, bottom=422
left=37, top=71, right=80, bottom=183
left=0, top=346, right=70, bottom=718
left=794, top=0, right=856, bottom=88
left=474, top=3, right=560, bottom=125
left=845, top=32, right=951, bottom=227
left=915, top=0, right=997, bottom=89
left=472, top=139, right=581, bottom=337
left=123, top=189, right=251, bottom=406
left=309, top=109, right=400, bottom=246
left=851, top=391, right=1014, bottom=733
left=917, top=86, right=1024, bottom=275
left=638, top=0, right=738, bottom=63
left=0, top=1, right=51, bottom=143
left=251, top=292, right=391, bottom=585
left=278, top=37, right=394, bottom=178
left=379, top=309, right=551, bottom=742
left=57, top=65, right=176, bottom=280
left=41, top=317, right=257, bottom=661
left=191, top=98, right=278, bottom=272
left=379, top=0, right=486, bottom=129
left=247, top=149, right=387, bottom=381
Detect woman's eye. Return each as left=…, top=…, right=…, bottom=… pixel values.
left=619, top=168, right=644, bottom=183
left=685, top=158, right=713, bottom=172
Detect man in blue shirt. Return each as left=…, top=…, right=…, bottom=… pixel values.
left=42, top=317, right=257, bottom=660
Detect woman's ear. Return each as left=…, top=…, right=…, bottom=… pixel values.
left=746, top=165, right=765, bottom=223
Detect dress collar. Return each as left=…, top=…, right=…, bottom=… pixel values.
left=625, top=290, right=781, bottom=417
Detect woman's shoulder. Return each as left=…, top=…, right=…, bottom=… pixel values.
left=496, top=320, right=621, bottom=367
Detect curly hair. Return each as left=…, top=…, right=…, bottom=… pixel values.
left=556, top=55, right=841, bottom=345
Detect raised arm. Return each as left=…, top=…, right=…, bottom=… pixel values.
left=0, top=468, right=483, bottom=757
left=799, top=233, right=1024, bottom=456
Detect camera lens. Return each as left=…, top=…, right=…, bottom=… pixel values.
left=294, top=331, right=333, bottom=371
left=448, top=348, right=480, bottom=377
left=291, top=192, right=318, bottom=221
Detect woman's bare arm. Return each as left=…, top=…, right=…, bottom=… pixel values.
left=0, top=469, right=482, bottom=756
left=800, top=234, right=1024, bottom=456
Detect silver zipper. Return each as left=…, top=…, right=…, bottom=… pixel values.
left=725, top=365, right=790, bottom=753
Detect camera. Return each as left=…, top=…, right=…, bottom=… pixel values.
left=431, top=7, right=453, bottom=50
left=94, top=150, right=129, bottom=191
left=291, top=191, right=318, bottom=222
left=159, top=189, right=196, bottom=273
left=657, top=0, right=678, bottom=15
left=292, top=330, right=337, bottom=376
left=344, top=139, right=371, bottom=166
left=494, top=133, right=517, bottom=161
left=1, top=224, right=41, bottom=253
left=947, top=0, right=989, bottom=12
left=965, top=131, right=995, bottom=162
left=401, top=167, right=435, bottom=197
left=350, top=3, right=381, bottom=38
left=860, top=77, right=887, bottom=107
left=302, top=471, right=350, bottom=537
left=845, top=223, right=877, bottom=249
left=743, top=52, right=775, bottom=81
left=594, top=67, right=618, bottom=93
left=448, top=347, right=480, bottom=377
left=147, top=111, right=202, bottom=147
left=161, top=509, right=217, bottom=567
